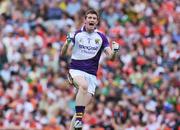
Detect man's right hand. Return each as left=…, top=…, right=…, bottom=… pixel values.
left=112, top=41, right=120, bottom=52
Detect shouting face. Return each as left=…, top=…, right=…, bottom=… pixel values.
left=84, top=13, right=98, bottom=33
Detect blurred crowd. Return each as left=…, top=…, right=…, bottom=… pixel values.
left=0, top=0, right=179, bottom=130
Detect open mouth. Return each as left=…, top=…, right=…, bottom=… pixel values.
left=89, top=23, right=94, bottom=26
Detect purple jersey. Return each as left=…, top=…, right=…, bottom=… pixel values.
left=69, top=27, right=109, bottom=76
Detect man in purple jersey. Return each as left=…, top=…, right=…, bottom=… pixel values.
left=61, top=9, right=119, bottom=130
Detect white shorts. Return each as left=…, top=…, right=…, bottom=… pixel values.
left=69, top=69, right=97, bottom=95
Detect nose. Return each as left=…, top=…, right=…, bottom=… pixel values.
left=90, top=19, right=96, bottom=24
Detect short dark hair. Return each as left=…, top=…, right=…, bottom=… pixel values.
left=85, top=9, right=99, bottom=20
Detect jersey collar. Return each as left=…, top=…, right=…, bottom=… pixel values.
left=81, top=26, right=98, bottom=32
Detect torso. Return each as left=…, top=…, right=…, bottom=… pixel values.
left=69, top=27, right=109, bottom=75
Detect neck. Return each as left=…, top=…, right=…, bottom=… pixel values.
left=84, top=26, right=94, bottom=33
left=87, top=29, right=94, bottom=33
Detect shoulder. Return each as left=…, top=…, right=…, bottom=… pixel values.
left=95, top=30, right=108, bottom=41
left=69, top=29, right=82, bottom=39
left=75, top=29, right=82, bottom=35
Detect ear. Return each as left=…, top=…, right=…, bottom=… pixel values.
left=96, top=19, right=99, bottom=26
left=83, top=18, right=86, bottom=24
left=96, top=20, right=99, bottom=24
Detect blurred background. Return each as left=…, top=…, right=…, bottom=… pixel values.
left=0, top=0, right=179, bottom=130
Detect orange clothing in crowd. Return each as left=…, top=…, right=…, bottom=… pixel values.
left=43, top=125, right=62, bottom=130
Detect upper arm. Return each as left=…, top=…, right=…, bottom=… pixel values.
left=61, top=40, right=73, bottom=56
left=97, top=32, right=113, bottom=57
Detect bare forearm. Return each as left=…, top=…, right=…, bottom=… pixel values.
left=109, top=41, right=119, bottom=60
left=61, top=33, right=73, bottom=56
left=61, top=42, right=69, bottom=56
left=109, top=51, right=118, bottom=60
left=105, top=42, right=119, bottom=60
